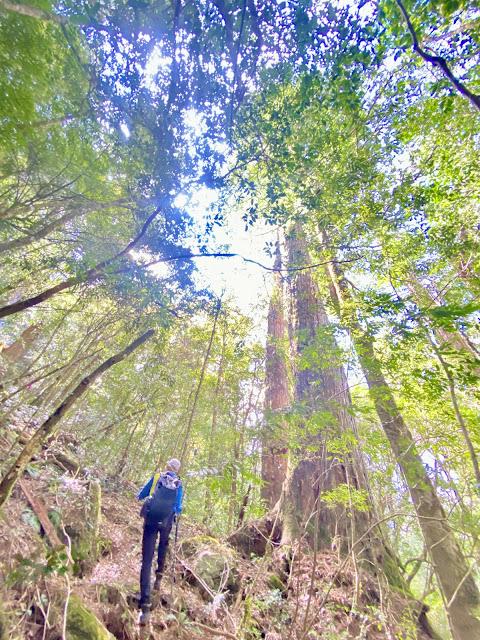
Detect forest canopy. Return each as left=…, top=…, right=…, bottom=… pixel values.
left=1, top=0, right=480, bottom=638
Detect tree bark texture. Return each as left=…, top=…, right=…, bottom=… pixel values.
left=261, top=241, right=290, bottom=509
left=284, top=226, right=373, bottom=549
left=322, top=240, right=480, bottom=640
left=0, top=329, right=154, bottom=508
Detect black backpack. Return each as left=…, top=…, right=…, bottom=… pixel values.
left=141, top=473, right=182, bottom=523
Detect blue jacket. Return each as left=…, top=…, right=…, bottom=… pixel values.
left=138, top=471, right=183, bottom=514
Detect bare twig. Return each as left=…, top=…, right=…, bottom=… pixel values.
left=186, top=620, right=238, bottom=639
left=143, top=252, right=362, bottom=274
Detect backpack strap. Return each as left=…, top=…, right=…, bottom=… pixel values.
left=149, top=473, right=161, bottom=497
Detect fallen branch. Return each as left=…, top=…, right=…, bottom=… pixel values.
left=176, top=557, right=215, bottom=599
left=61, top=526, right=73, bottom=640
left=18, top=479, right=65, bottom=548
left=48, top=452, right=82, bottom=475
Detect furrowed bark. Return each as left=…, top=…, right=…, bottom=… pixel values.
left=261, top=239, right=290, bottom=510
left=281, top=226, right=424, bottom=632
left=283, top=225, right=373, bottom=547
left=0, top=329, right=154, bottom=508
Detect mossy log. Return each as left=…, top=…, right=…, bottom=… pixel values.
left=52, top=594, right=115, bottom=640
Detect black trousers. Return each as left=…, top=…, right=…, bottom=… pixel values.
left=140, top=515, right=174, bottom=605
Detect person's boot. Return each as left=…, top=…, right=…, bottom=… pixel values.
left=153, top=572, right=162, bottom=591
left=139, top=603, right=151, bottom=627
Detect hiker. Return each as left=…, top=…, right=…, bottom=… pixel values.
left=137, top=458, right=183, bottom=625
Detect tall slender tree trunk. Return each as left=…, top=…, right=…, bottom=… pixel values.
left=321, top=232, right=480, bottom=640
left=261, top=240, right=290, bottom=510
left=179, top=299, right=222, bottom=464
left=0, top=329, right=154, bottom=508
left=456, top=227, right=480, bottom=292
left=116, top=408, right=147, bottom=476
left=407, top=275, right=480, bottom=484
left=408, top=274, right=480, bottom=375
left=229, top=437, right=240, bottom=531
left=204, top=323, right=227, bottom=521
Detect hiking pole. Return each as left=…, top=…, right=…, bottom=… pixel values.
left=169, top=514, right=179, bottom=609
left=170, top=448, right=198, bottom=609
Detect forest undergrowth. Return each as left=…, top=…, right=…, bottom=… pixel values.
left=2, top=0, right=480, bottom=638
left=0, top=431, right=435, bottom=640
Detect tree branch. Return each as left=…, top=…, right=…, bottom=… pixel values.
left=394, top=0, right=480, bottom=114
left=0, top=246, right=361, bottom=320
left=423, top=19, right=480, bottom=44
left=0, top=0, right=71, bottom=23
left=0, top=329, right=155, bottom=507
left=143, top=251, right=362, bottom=273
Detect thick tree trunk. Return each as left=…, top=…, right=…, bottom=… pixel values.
left=281, top=226, right=441, bottom=638
left=322, top=237, right=480, bottom=640
left=283, top=226, right=376, bottom=553
left=0, top=329, right=154, bottom=508
left=261, top=241, right=290, bottom=509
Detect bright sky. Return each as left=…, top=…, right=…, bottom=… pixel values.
left=183, top=187, right=277, bottom=329
left=144, top=185, right=276, bottom=341
left=139, top=50, right=279, bottom=337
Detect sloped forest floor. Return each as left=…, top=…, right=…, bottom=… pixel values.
left=0, top=434, right=435, bottom=640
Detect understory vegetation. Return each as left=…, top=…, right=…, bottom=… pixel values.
left=1, top=0, right=480, bottom=638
